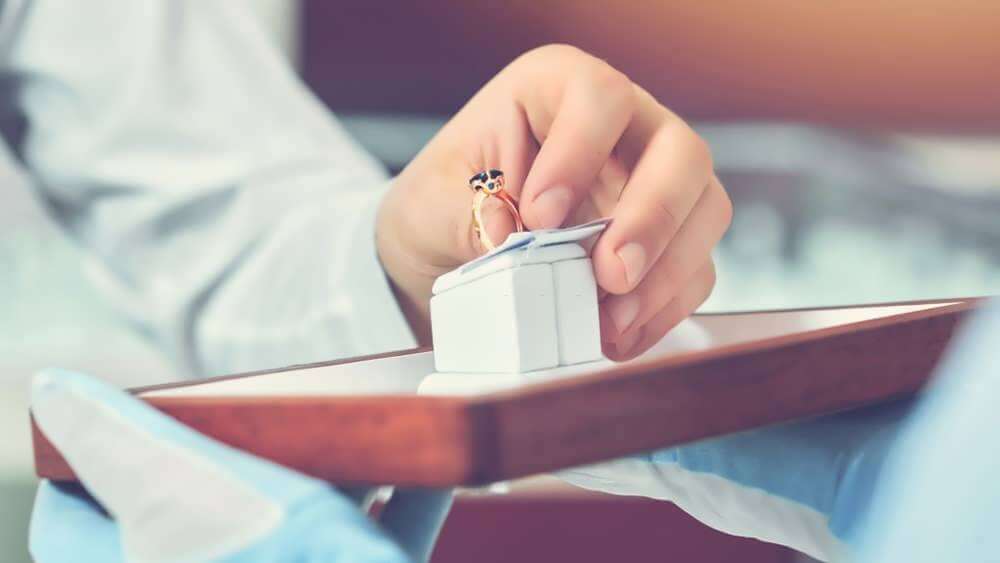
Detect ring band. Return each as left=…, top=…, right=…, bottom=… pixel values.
left=469, top=169, right=524, bottom=250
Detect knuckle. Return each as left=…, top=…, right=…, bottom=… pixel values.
left=704, top=260, right=718, bottom=293
left=586, top=61, right=634, bottom=108
left=522, top=43, right=585, bottom=65
left=660, top=275, right=684, bottom=302
left=693, top=262, right=718, bottom=310
left=718, top=184, right=734, bottom=229
left=652, top=262, right=685, bottom=301
left=688, top=130, right=714, bottom=175
left=654, top=195, right=681, bottom=237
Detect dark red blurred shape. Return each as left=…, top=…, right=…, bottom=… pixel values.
left=303, top=1, right=1000, bottom=132
left=431, top=492, right=798, bottom=563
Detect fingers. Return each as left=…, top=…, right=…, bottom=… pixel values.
left=385, top=45, right=731, bottom=354
left=603, top=259, right=717, bottom=361
left=592, top=119, right=715, bottom=295
left=600, top=175, right=731, bottom=339
left=517, top=58, right=636, bottom=229
left=386, top=159, right=525, bottom=276
left=471, top=99, right=541, bottom=255
left=475, top=196, right=518, bottom=253
left=504, top=47, right=728, bottom=362
left=457, top=101, right=539, bottom=260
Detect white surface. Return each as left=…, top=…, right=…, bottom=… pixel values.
left=688, top=302, right=956, bottom=349
left=561, top=457, right=843, bottom=562
left=432, top=217, right=610, bottom=295
left=433, top=243, right=584, bottom=294
left=1, top=5, right=304, bottom=561
left=142, top=352, right=435, bottom=398
left=247, top=0, right=300, bottom=65
left=143, top=302, right=954, bottom=399
left=430, top=263, right=560, bottom=374
left=5, top=0, right=414, bottom=380
left=430, top=222, right=610, bottom=375
left=553, top=258, right=603, bottom=366
left=420, top=317, right=711, bottom=396
left=419, top=361, right=609, bottom=396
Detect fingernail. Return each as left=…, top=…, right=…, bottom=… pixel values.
left=531, top=186, right=572, bottom=228
left=606, top=292, right=640, bottom=334
left=616, top=242, right=647, bottom=287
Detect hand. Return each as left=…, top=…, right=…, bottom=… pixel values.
left=29, top=369, right=450, bottom=563
left=378, top=44, right=732, bottom=359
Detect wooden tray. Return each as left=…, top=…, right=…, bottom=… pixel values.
left=33, top=299, right=984, bottom=487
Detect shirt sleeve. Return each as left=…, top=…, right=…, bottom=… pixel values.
left=0, top=0, right=416, bottom=377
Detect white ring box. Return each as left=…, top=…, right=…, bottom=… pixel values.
left=429, top=219, right=610, bottom=375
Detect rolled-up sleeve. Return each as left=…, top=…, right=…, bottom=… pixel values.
left=0, top=0, right=415, bottom=377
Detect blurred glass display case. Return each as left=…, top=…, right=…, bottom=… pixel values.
left=704, top=125, right=1000, bottom=309
left=341, top=116, right=1000, bottom=311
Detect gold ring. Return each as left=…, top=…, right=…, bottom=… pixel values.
left=469, top=169, right=524, bottom=250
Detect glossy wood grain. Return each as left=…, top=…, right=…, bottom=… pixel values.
left=33, top=299, right=983, bottom=486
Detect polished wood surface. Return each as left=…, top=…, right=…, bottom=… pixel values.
left=303, top=2, right=1000, bottom=131
left=34, top=299, right=982, bottom=486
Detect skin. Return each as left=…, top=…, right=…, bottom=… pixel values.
left=377, top=45, right=732, bottom=361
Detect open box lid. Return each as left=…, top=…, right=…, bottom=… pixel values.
left=432, top=218, right=611, bottom=294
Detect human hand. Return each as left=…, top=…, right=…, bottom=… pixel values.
left=377, top=44, right=731, bottom=359
left=28, top=369, right=442, bottom=563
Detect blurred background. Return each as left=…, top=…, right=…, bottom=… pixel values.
left=3, top=2, right=999, bottom=561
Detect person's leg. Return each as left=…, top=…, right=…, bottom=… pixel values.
left=378, top=488, right=454, bottom=563
left=852, top=300, right=1000, bottom=561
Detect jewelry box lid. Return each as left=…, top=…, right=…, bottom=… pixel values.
left=431, top=218, right=611, bottom=295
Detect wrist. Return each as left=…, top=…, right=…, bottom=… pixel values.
left=376, top=187, right=434, bottom=345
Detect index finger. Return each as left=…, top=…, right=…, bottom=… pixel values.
left=517, top=57, right=636, bottom=229
left=591, top=116, right=714, bottom=294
